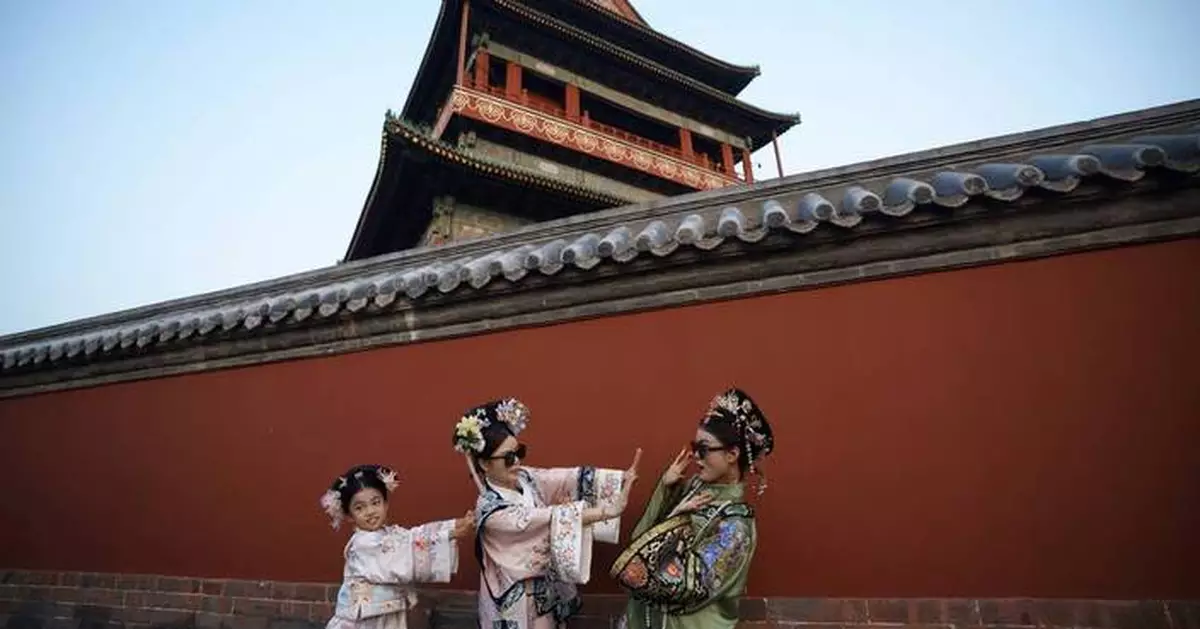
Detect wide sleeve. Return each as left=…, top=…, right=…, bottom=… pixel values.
left=528, top=466, right=626, bottom=544
left=526, top=467, right=586, bottom=505
left=345, top=521, right=459, bottom=584
left=480, top=497, right=592, bottom=583
left=614, top=514, right=755, bottom=613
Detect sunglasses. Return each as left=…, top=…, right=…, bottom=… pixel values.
left=486, top=443, right=527, bottom=468
left=690, top=441, right=730, bottom=459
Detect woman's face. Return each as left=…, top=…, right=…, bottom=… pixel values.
left=348, top=487, right=388, bottom=532
left=692, top=427, right=739, bottom=483
left=481, top=435, right=525, bottom=488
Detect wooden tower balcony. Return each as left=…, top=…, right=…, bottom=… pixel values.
left=447, top=68, right=748, bottom=191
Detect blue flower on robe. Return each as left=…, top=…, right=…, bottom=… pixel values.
left=697, top=518, right=751, bottom=592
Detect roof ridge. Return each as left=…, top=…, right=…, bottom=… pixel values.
left=490, top=0, right=798, bottom=124
left=2, top=100, right=1195, bottom=352
left=752, top=100, right=1200, bottom=194
left=572, top=0, right=760, bottom=79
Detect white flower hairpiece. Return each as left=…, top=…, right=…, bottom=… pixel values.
left=452, top=398, right=531, bottom=454
left=453, top=411, right=487, bottom=454
left=319, top=486, right=344, bottom=530
left=377, top=466, right=399, bottom=492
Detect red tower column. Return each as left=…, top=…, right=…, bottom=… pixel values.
left=505, top=62, right=523, bottom=100
left=473, top=49, right=490, bottom=89
left=721, top=143, right=735, bottom=177
left=679, top=128, right=694, bottom=160
left=565, top=84, right=581, bottom=121
left=455, top=0, right=470, bottom=86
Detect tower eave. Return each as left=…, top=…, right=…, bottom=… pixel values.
left=399, top=0, right=463, bottom=128
left=402, top=0, right=785, bottom=128
left=344, top=113, right=635, bottom=262
left=564, top=0, right=762, bottom=95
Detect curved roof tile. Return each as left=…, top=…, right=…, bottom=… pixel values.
left=2, top=116, right=1197, bottom=375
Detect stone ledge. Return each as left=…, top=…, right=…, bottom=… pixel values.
left=2, top=571, right=1197, bottom=629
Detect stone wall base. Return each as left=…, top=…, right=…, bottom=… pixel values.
left=2, top=571, right=1195, bottom=629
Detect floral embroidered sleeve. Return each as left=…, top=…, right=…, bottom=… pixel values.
left=346, top=520, right=459, bottom=584
left=528, top=466, right=626, bottom=543
left=621, top=515, right=755, bottom=611
left=481, top=499, right=590, bottom=583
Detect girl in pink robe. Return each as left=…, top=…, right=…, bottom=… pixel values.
left=320, top=464, right=474, bottom=629
left=452, top=398, right=641, bottom=629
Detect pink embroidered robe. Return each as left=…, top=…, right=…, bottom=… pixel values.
left=325, top=520, right=459, bottom=629
left=474, top=466, right=625, bottom=629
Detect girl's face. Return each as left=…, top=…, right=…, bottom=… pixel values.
left=348, top=487, right=388, bottom=532
left=481, top=435, right=525, bottom=488
left=692, top=428, right=739, bottom=483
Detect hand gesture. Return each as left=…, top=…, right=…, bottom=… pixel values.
left=662, top=447, right=691, bottom=487
left=609, top=448, right=642, bottom=517
left=624, top=447, right=642, bottom=487
left=668, top=491, right=713, bottom=518
left=453, top=509, right=476, bottom=540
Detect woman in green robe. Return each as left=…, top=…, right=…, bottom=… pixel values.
left=610, top=388, right=775, bottom=629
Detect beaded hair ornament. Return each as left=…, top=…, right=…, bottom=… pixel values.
left=318, top=465, right=400, bottom=530
left=452, top=398, right=530, bottom=454
left=452, top=398, right=530, bottom=493
left=702, top=388, right=775, bottom=495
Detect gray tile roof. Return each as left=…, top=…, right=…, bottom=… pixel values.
left=2, top=100, right=1198, bottom=375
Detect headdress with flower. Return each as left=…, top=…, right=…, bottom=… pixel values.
left=451, top=397, right=530, bottom=455
left=701, top=388, right=775, bottom=494
left=453, top=398, right=531, bottom=494
left=318, top=464, right=400, bottom=530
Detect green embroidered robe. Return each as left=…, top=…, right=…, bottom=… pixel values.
left=611, top=475, right=757, bottom=629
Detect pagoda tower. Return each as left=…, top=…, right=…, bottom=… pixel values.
left=344, top=0, right=800, bottom=261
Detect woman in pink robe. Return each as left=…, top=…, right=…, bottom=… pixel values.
left=452, top=398, right=641, bottom=629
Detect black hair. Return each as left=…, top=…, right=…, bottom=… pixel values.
left=700, top=417, right=751, bottom=474
left=470, top=420, right=517, bottom=477
left=331, top=464, right=390, bottom=514
left=477, top=420, right=514, bottom=459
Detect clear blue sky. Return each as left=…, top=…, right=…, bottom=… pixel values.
left=1, top=0, right=1197, bottom=335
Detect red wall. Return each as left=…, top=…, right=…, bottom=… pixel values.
left=2, top=240, right=1197, bottom=598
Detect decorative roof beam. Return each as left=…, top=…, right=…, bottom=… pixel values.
left=449, top=86, right=740, bottom=190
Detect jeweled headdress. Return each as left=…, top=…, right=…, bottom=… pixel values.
left=702, top=388, right=775, bottom=493
left=453, top=398, right=531, bottom=494
left=451, top=397, right=530, bottom=454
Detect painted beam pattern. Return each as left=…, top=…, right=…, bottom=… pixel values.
left=449, top=86, right=739, bottom=191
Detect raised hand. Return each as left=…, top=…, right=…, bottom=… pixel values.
left=624, top=448, right=642, bottom=486
left=585, top=449, right=647, bottom=525
left=668, top=491, right=713, bottom=518
left=662, top=447, right=691, bottom=487
left=612, top=448, right=643, bottom=516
